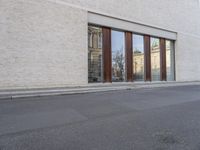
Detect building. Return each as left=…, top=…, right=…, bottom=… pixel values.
left=0, top=0, right=200, bottom=89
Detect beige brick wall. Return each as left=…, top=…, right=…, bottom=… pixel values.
left=0, top=0, right=200, bottom=89
left=0, top=0, right=88, bottom=89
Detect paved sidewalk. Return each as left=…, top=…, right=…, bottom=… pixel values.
left=0, top=81, right=200, bottom=100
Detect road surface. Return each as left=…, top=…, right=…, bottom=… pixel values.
left=0, top=85, right=200, bottom=150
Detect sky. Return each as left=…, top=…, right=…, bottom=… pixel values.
left=111, top=30, right=144, bottom=53
left=111, top=30, right=124, bottom=52
left=133, top=34, right=144, bottom=52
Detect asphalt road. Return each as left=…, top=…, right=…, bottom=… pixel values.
left=1, top=85, right=200, bottom=150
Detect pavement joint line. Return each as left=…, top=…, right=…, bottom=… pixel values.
left=0, top=82, right=200, bottom=101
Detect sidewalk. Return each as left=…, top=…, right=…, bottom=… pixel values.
left=0, top=81, right=200, bottom=100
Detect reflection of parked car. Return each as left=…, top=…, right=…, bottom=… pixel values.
left=112, top=77, right=119, bottom=81
left=112, top=76, right=123, bottom=82
left=88, top=77, right=98, bottom=82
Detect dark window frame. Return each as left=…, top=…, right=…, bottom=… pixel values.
left=88, top=24, right=175, bottom=83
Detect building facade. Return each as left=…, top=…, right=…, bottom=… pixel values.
left=0, top=0, right=200, bottom=89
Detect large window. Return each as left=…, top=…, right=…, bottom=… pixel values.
left=88, top=25, right=176, bottom=83
left=151, top=38, right=161, bottom=81
left=111, top=30, right=125, bottom=82
left=166, top=40, right=175, bottom=81
left=88, top=26, right=103, bottom=83
left=133, top=34, right=145, bottom=81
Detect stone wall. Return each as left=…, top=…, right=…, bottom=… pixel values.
left=0, top=0, right=200, bottom=89
left=0, top=0, right=87, bottom=89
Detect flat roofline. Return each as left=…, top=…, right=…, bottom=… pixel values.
left=88, top=12, right=177, bottom=40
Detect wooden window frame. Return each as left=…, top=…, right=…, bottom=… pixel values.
left=125, top=32, right=133, bottom=82
left=160, top=38, right=167, bottom=81
left=102, top=27, right=112, bottom=83
left=144, top=35, right=151, bottom=81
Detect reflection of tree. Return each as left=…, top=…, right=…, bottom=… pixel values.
left=134, top=48, right=142, bottom=54
left=112, top=50, right=124, bottom=81
left=152, top=39, right=159, bottom=49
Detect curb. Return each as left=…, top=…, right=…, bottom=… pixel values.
left=0, top=87, right=130, bottom=100
left=0, top=82, right=200, bottom=101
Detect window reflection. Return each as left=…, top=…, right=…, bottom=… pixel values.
left=88, top=26, right=103, bottom=83
left=111, top=30, right=125, bottom=82
left=166, top=40, right=175, bottom=81
left=151, top=38, right=160, bottom=81
left=133, top=34, right=144, bottom=81
left=88, top=25, right=175, bottom=83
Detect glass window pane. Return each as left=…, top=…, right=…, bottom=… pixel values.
left=151, top=37, right=160, bottom=81
left=166, top=40, right=175, bottom=81
left=88, top=26, right=103, bottom=83
left=133, top=34, right=144, bottom=81
left=111, top=30, right=125, bottom=82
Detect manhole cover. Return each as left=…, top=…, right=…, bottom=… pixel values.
left=154, top=131, right=182, bottom=144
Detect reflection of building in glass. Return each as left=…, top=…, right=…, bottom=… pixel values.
left=151, top=45, right=160, bottom=81
left=88, top=26, right=175, bottom=83
left=88, top=26, right=103, bottom=82
left=133, top=51, right=144, bottom=81
left=133, top=42, right=174, bottom=81
left=151, top=38, right=160, bottom=81
left=133, top=46, right=160, bottom=79
left=133, top=34, right=144, bottom=81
